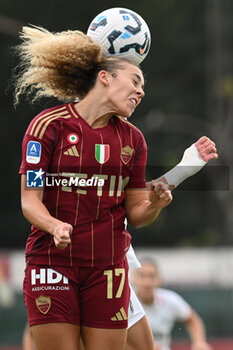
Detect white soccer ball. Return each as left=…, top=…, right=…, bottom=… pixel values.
left=87, top=7, right=151, bottom=65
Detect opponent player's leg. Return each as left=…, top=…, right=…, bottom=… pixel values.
left=31, top=323, right=80, bottom=350
left=126, top=316, right=155, bottom=350
left=82, top=326, right=127, bottom=350
left=126, top=285, right=155, bottom=350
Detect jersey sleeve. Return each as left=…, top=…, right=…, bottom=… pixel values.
left=126, top=132, right=147, bottom=189
left=168, top=290, right=192, bottom=322
left=19, top=116, right=57, bottom=175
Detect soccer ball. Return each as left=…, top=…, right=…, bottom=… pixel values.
left=87, top=7, right=151, bottom=65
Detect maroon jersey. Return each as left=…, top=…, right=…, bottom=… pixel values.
left=19, top=103, right=147, bottom=267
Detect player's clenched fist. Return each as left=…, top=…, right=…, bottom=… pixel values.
left=148, top=180, right=173, bottom=208
left=52, top=222, right=73, bottom=249
left=195, top=136, right=218, bottom=162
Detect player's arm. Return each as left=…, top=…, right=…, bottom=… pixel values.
left=147, top=136, right=218, bottom=190
left=124, top=182, right=172, bottom=228
left=124, top=132, right=173, bottom=228
left=21, top=174, right=72, bottom=249
left=184, top=310, right=212, bottom=350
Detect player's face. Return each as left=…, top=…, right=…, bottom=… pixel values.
left=133, top=263, right=161, bottom=298
left=106, top=63, right=145, bottom=118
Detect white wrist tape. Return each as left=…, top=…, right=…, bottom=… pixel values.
left=164, top=144, right=207, bottom=187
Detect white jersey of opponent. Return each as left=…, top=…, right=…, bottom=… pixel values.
left=140, top=288, right=192, bottom=350
left=127, top=244, right=141, bottom=271
left=126, top=244, right=146, bottom=328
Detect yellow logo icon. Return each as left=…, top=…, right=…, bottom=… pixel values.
left=64, top=145, right=79, bottom=157
left=111, top=307, right=127, bottom=321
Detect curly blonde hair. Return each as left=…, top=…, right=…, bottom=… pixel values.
left=13, top=25, right=112, bottom=104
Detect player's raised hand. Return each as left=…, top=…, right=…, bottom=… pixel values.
left=195, top=136, right=218, bottom=162
left=52, top=222, right=73, bottom=249
left=163, top=136, right=219, bottom=187
left=148, top=180, right=173, bottom=209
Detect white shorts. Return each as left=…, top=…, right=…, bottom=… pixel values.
left=128, top=284, right=145, bottom=329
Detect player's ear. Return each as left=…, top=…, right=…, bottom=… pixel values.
left=98, top=70, right=110, bottom=86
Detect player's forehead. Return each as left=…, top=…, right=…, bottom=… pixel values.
left=123, top=63, right=144, bottom=83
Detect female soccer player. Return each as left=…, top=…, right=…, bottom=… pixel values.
left=21, top=134, right=218, bottom=350
left=15, top=26, right=172, bottom=350
left=131, top=259, right=212, bottom=350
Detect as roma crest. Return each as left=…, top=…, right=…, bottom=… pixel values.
left=36, top=295, right=51, bottom=314
left=121, top=145, right=134, bottom=164
left=95, top=144, right=110, bottom=164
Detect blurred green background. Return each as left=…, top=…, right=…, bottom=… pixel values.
left=0, top=0, right=232, bottom=348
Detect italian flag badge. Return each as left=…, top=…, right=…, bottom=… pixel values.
left=95, top=144, right=110, bottom=164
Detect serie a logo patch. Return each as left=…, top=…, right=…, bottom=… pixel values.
left=26, top=141, right=41, bottom=164
left=36, top=295, right=51, bottom=314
